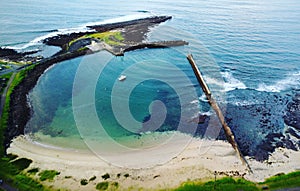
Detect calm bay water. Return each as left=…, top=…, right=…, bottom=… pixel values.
left=1, top=0, right=300, bottom=159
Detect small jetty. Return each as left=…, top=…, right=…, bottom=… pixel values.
left=187, top=54, right=252, bottom=172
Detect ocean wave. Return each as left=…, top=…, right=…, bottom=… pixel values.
left=82, top=13, right=153, bottom=28
left=4, top=26, right=92, bottom=50
left=221, top=71, right=247, bottom=92
left=256, top=71, right=300, bottom=92
left=3, top=13, right=153, bottom=51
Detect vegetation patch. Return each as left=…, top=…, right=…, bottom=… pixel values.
left=10, top=158, right=32, bottom=171
left=0, top=72, right=12, bottom=94
left=38, top=170, right=60, bottom=181
left=175, top=177, right=259, bottom=191
left=101, top=173, right=110, bottom=180
left=80, top=179, right=88, bottom=185
left=111, top=181, right=119, bottom=189
left=14, top=174, right=46, bottom=191
left=68, top=31, right=124, bottom=48
left=27, top=168, right=39, bottom=175
left=0, top=64, right=36, bottom=155
left=0, top=155, right=47, bottom=191
left=96, top=181, right=109, bottom=190
left=175, top=172, right=300, bottom=191
left=89, top=175, right=96, bottom=181
left=260, top=171, right=300, bottom=190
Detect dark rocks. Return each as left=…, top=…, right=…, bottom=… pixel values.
left=121, top=41, right=189, bottom=55
left=284, top=93, right=300, bottom=130
left=43, top=32, right=94, bottom=49
left=0, top=47, right=40, bottom=63
left=87, top=16, right=172, bottom=32
left=43, top=16, right=172, bottom=52
left=68, top=38, right=95, bottom=52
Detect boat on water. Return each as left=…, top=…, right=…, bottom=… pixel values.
left=118, top=75, right=126, bottom=81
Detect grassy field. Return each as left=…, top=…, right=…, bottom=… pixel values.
left=68, top=31, right=124, bottom=48
left=174, top=171, right=300, bottom=191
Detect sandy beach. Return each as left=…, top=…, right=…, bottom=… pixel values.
left=7, top=134, right=300, bottom=190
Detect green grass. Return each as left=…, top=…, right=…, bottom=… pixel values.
left=175, top=177, right=258, bottom=191
left=96, top=181, right=109, bottom=190
left=14, top=174, right=45, bottom=191
left=0, top=60, right=31, bottom=65
left=27, top=168, right=39, bottom=175
left=261, top=171, right=300, bottom=190
left=0, top=156, right=48, bottom=191
left=68, top=31, right=124, bottom=48
left=0, top=64, right=35, bottom=155
left=39, top=170, right=60, bottom=181
left=175, top=171, right=300, bottom=191
left=0, top=72, right=13, bottom=94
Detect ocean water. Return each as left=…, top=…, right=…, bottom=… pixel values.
left=1, top=0, right=300, bottom=161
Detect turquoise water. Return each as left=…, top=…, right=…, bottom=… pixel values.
left=1, top=0, right=300, bottom=160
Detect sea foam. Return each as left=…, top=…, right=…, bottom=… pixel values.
left=3, top=13, right=153, bottom=51
left=221, top=71, right=247, bottom=92
left=256, top=71, right=300, bottom=93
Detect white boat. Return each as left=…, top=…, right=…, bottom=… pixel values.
left=118, top=75, right=126, bottom=81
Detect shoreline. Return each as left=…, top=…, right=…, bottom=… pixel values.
left=8, top=134, right=300, bottom=190
left=3, top=15, right=187, bottom=151
left=8, top=135, right=247, bottom=190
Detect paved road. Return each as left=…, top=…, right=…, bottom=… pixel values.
left=0, top=72, right=16, bottom=118
left=0, top=180, right=18, bottom=191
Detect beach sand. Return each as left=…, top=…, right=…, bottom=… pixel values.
left=7, top=135, right=300, bottom=190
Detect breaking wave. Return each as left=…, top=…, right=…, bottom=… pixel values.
left=221, top=71, right=247, bottom=92
left=3, top=13, right=153, bottom=51
left=256, top=71, right=300, bottom=92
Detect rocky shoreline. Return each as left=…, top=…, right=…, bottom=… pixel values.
left=2, top=16, right=190, bottom=152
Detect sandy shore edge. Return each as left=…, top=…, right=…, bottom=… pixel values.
left=7, top=135, right=300, bottom=190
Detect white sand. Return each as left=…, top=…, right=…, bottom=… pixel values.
left=7, top=135, right=300, bottom=190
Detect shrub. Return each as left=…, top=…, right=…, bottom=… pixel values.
left=96, top=181, right=109, bottom=190
left=39, top=170, right=60, bottom=181
left=11, top=158, right=32, bottom=171
left=89, top=175, right=96, bottom=181
left=101, top=173, right=110, bottom=180
left=80, top=179, right=88, bottom=185
left=27, top=168, right=39, bottom=175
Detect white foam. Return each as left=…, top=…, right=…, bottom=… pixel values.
left=221, top=71, right=247, bottom=92
left=199, top=94, right=209, bottom=102
left=83, top=13, right=153, bottom=27
left=256, top=72, right=300, bottom=92
left=4, top=26, right=92, bottom=50
left=4, top=13, right=153, bottom=51
left=199, top=111, right=212, bottom=116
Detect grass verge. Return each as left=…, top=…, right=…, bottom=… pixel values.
left=174, top=171, right=300, bottom=191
